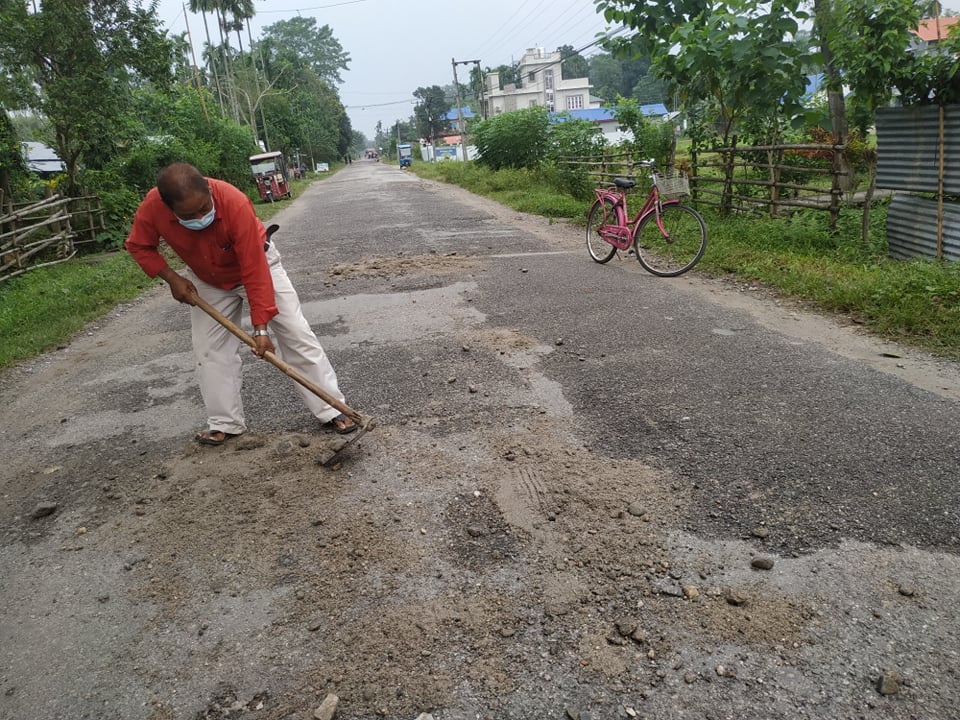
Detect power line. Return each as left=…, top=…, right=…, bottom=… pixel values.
left=343, top=98, right=414, bottom=109
left=254, top=0, right=368, bottom=14
left=466, top=0, right=539, bottom=59
left=468, top=3, right=616, bottom=72
left=475, top=0, right=565, bottom=62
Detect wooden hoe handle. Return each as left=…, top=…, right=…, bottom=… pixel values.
left=191, top=294, right=372, bottom=428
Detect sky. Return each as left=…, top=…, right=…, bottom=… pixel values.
left=154, top=0, right=619, bottom=140
left=154, top=0, right=960, bottom=140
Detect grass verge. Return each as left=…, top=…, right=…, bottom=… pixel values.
left=0, top=252, right=153, bottom=367
left=413, top=160, right=960, bottom=360
left=0, top=170, right=339, bottom=369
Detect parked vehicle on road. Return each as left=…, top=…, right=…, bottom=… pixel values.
left=249, top=151, right=292, bottom=203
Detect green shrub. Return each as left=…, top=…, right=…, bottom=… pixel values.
left=473, top=106, right=551, bottom=171
left=549, top=115, right=606, bottom=199
left=611, top=96, right=676, bottom=168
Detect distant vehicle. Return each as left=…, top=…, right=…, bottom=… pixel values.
left=249, top=151, right=291, bottom=203
left=398, top=143, right=412, bottom=168
left=364, top=148, right=379, bottom=160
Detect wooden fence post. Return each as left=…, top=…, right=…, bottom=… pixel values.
left=769, top=146, right=782, bottom=218
left=829, top=144, right=842, bottom=232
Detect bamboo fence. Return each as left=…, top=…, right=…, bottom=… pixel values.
left=560, top=142, right=858, bottom=228
left=0, top=193, right=106, bottom=283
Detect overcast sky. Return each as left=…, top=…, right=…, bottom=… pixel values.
left=155, top=0, right=960, bottom=140
left=155, top=0, right=618, bottom=139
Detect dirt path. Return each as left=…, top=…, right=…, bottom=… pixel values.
left=2, top=163, right=959, bottom=720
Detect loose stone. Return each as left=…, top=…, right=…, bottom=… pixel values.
left=314, top=694, right=339, bottom=720
left=751, top=556, right=775, bottom=570
left=30, top=502, right=59, bottom=519
left=877, top=670, right=904, bottom=695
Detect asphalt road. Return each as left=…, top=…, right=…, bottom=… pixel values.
left=2, top=159, right=959, bottom=720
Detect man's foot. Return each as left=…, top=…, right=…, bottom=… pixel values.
left=326, top=413, right=358, bottom=434
left=195, top=430, right=240, bottom=446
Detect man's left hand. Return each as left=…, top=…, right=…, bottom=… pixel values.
left=252, top=334, right=275, bottom=358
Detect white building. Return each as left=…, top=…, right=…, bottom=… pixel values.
left=484, top=48, right=600, bottom=116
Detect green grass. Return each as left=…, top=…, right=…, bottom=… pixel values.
left=0, top=252, right=154, bottom=367
left=4, top=161, right=959, bottom=368
left=413, top=160, right=960, bottom=359
left=0, top=168, right=342, bottom=369
left=701, top=210, right=960, bottom=356
left=414, top=161, right=586, bottom=219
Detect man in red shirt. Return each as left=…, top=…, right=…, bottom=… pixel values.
left=125, top=162, right=356, bottom=444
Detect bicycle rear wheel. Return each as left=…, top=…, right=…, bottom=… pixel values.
left=633, top=203, right=707, bottom=277
left=586, top=198, right=619, bottom=264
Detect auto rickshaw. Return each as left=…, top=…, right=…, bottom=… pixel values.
left=249, top=151, right=292, bottom=203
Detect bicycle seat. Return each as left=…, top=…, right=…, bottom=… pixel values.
left=613, top=177, right=636, bottom=189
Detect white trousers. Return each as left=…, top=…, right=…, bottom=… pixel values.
left=185, top=243, right=346, bottom=434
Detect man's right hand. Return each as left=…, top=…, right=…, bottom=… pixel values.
left=159, top=268, right=199, bottom=305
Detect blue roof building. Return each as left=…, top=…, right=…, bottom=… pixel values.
left=444, top=107, right=476, bottom=131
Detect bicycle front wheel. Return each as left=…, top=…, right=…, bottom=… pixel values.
left=586, top=198, right=618, bottom=264
left=633, top=203, right=707, bottom=277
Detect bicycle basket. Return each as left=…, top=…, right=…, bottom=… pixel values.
left=654, top=172, right=690, bottom=199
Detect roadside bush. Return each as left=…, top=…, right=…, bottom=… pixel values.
left=75, top=87, right=259, bottom=250
left=549, top=115, right=605, bottom=199
left=611, top=96, right=676, bottom=168
left=473, top=106, right=551, bottom=171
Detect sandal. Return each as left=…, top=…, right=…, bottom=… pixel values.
left=195, top=430, right=239, bottom=446
left=326, top=413, right=358, bottom=435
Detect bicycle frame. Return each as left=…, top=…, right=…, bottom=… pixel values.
left=593, top=184, right=681, bottom=251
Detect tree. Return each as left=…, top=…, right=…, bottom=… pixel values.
left=832, top=0, right=960, bottom=106
left=599, top=0, right=811, bottom=145
left=599, top=0, right=812, bottom=212
left=491, top=63, right=519, bottom=90
left=383, top=118, right=416, bottom=159
left=259, top=16, right=350, bottom=85
left=828, top=0, right=960, bottom=240
left=632, top=74, right=667, bottom=105
left=413, top=86, right=451, bottom=146
left=0, top=110, right=27, bottom=201
left=259, top=65, right=347, bottom=164
left=187, top=0, right=226, bottom=116
left=374, top=121, right=387, bottom=151
left=588, top=54, right=623, bottom=104
left=557, top=45, right=589, bottom=80
left=0, top=0, right=174, bottom=191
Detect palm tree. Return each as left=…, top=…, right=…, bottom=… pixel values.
left=188, top=0, right=226, bottom=116
left=226, top=0, right=267, bottom=143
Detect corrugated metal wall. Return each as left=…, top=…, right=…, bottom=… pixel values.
left=876, top=105, right=960, bottom=194
left=877, top=105, right=960, bottom=260
left=887, top=194, right=960, bottom=261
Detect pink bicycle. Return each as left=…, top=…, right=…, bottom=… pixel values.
left=586, top=161, right=707, bottom=276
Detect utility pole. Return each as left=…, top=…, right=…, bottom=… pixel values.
left=452, top=58, right=479, bottom=161
left=475, top=60, right=486, bottom=120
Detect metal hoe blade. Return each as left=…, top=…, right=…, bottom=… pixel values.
left=316, top=419, right=377, bottom=466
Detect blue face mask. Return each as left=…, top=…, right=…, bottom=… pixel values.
left=178, top=203, right=216, bottom=231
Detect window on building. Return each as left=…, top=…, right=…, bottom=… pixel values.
left=545, top=69, right=554, bottom=90
left=566, top=95, right=583, bottom=110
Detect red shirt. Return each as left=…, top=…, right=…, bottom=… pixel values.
left=125, top=178, right=278, bottom=326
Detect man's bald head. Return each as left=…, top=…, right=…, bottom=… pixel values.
left=157, top=163, right=210, bottom=209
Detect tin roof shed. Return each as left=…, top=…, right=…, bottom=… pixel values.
left=20, top=141, right=66, bottom=176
